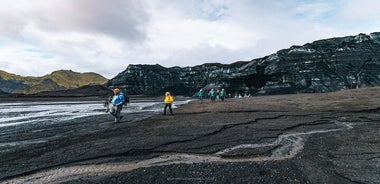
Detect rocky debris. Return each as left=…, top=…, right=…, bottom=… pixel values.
left=107, top=32, right=380, bottom=96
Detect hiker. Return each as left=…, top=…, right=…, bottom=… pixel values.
left=198, top=89, right=204, bottom=103
left=164, top=92, right=174, bottom=115
left=209, top=89, right=216, bottom=102
left=110, top=88, right=125, bottom=123
left=220, top=88, right=227, bottom=101
left=104, top=96, right=112, bottom=112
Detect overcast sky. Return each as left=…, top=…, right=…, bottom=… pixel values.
left=0, top=0, right=379, bottom=78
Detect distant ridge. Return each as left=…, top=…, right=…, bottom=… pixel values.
left=27, top=85, right=112, bottom=97
left=0, top=70, right=108, bottom=94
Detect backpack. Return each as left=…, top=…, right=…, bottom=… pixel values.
left=122, top=93, right=130, bottom=104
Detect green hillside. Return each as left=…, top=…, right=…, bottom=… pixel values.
left=0, top=70, right=108, bottom=94
left=47, top=70, right=108, bottom=88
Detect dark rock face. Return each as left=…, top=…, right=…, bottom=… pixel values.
left=107, top=62, right=249, bottom=96
left=0, top=89, right=9, bottom=97
left=0, top=78, right=29, bottom=94
left=108, top=32, right=380, bottom=96
left=242, top=32, right=380, bottom=95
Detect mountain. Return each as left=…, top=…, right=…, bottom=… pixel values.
left=26, top=85, right=112, bottom=97
left=0, top=70, right=108, bottom=94
left=107, top=32, right=380, bottom=96
left=107, top=62, right=249, bottom=96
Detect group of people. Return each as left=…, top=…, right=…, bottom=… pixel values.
left=105, top=88, right=175, bottom=123
left=197, top=88, right=227, bottom=103
left=106, top=87, right=236, bottom=123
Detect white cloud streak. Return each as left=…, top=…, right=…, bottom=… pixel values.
left=0, top=0, right=379, bottom=78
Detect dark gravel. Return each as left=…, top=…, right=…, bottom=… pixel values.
left=1, top=87, right=380, bottom=183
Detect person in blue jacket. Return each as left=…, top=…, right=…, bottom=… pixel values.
left=110, top=88, right=125, bottom=123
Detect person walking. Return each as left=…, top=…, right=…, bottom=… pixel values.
left=110, top=88, right=125, bottom=123
left=198, top=89, right=204, bottom=103
left=220, top=88, right=227, bottom=101
left=209, top=89, right=216, bottom=102
left=104, top=96, right=112, bottom=112
left=164, top=92, right=174, bottom=115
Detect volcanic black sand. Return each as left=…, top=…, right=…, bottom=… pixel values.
left=1, top=87, right=380, bottom=183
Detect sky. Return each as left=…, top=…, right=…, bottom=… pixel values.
left=0, top=0, right=379, bottom=79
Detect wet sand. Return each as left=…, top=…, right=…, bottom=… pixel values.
left=1, top=87, right=380, bottom=183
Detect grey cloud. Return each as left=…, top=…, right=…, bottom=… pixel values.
left=0, top=3, right=29, bottom=36
left=51, top=0, right=150, bottom=42
left=1, top=0, right=151, bottom=42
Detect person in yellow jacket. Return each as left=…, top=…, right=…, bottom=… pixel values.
left=164, top=92, right=174, bottom=115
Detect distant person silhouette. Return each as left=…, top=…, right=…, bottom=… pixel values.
left=104, top=96, right=112, bottom=112
left=209, top=89, right=216, bottom=102
left=198, top=89, right=205, bottom=103
left=220, top=88, right=227, bottom=101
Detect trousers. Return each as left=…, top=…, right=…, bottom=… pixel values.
left=164, top=103, right=173, bottom=115
left=110, top=105, right=123, bottom=122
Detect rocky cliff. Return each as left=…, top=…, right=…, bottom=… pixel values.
left=107, top=62, right=248, bottom=96
left=241, top=32, right=380, bottom=95
left=0, top=70, right=108, bottom=94
left=107, top=32, right=380, bottom=96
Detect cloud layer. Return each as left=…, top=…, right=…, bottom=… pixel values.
left=0, top=0, right=379, bottom=78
